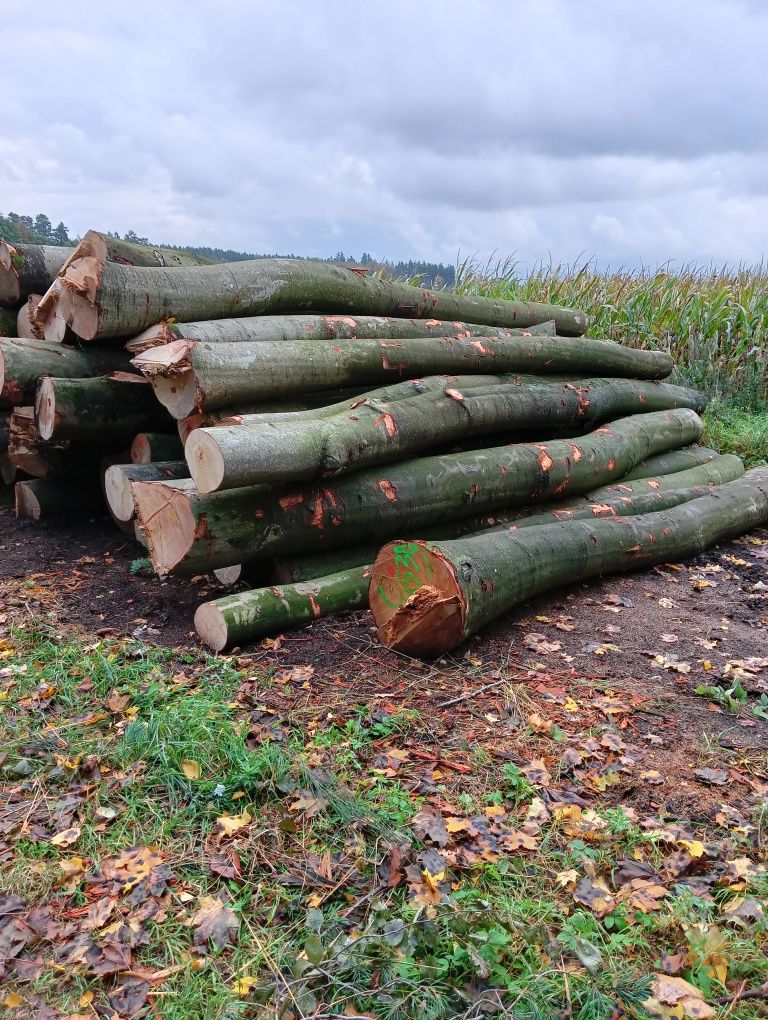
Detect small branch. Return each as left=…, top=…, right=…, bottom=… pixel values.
left=438, top=677, right=512, bottom=707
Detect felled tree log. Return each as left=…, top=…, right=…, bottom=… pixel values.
left=195, top=566, right=372, bottom=650
left=7, top=406, right=104, bottom=478
left=130, top=432, right=184, bottom=464
left=35, top=375, right=170, bottom=442
left=371, top=468, right=768, bottom=655
left=271, top=454, right=743, bottom=584
left=0, top=337, right=131, bottom=404
left=15, top=477, right=104, bottom=520
left=16, top=295, right=41, bottom=339
left=126, top=313, right=556, bottom=354
left=623, top=445, right=718, bottom=481
left=187, top=377, right=705, bottom=491
left=35, top=254, right=588, bottom=343
left=0, top=452, right=16, bottom=485
left=104, top=460, right=188, bottom=523
left=0, top=242, right=71, bottom=305
left=133, top=335, right=674, bottom=417
left=133, top=408, right=703, bottom=575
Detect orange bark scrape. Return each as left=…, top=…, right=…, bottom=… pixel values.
left=538, top=449, right=555, bottom=472
left=372, top=413, right=397, bottom=438
left=607, top=458, right=617, bottom=471
left=378, top=480, right=398, bottom=502
left=193, top=515, right=211, bottom=540
left=311, top=488, right=340, bottom=528
left=567, top=444, right=583, bottom=463
left=309, top=595, right=321, bottom=618
left=445, top=388, right=464, bottom=401
left=279, top=493, right=305, bottom=511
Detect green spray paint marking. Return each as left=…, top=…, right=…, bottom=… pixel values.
left=377, top=541, right=434, bottom=609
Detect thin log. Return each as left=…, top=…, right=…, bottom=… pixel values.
left=104, top=460, right=188, bottom=523
left=195, top=566, right=371, bottom=651
left=15, top=477, right=104, bottom=520
left=133, top=408, right=703, bottom=576
left=0, top=336, right=131, bottom=405
left=130, top=432, right=184, bottom=464
left=0, top=242, right=71, bottom=305
left=126, top=313, right=557, bottom=354
left=35, top=374, right=170, bottom=442
left=186, top=377, right=705, bottom=491
left=34, top=254, right=587, bottom=343
left=370, top=468, right=768, bottom=656
left=132, top=336, right=674, bottom=418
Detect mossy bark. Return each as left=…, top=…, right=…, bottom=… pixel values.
left=188, top=377, right=705, bottom=491
left=0, top=336, right=130, bottom=405
left=35, top=375, right=170, bottom=443
left=370, top=468, right=768, bottom=655
left=134, top=408, right=703, bottom=575
left=623, top=445, right=718, bottom=480
left=39, top=256, right=588, bottom=342
left=127, top=313, right=556, bottom=353
left=133, top=336, right=674, bottom=418
left=0, top=306, right=18, bottom=337
left=0, top=242, right=71, bottom=305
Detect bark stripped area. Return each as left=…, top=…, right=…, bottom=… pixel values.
left=133, top=408, right=704, bottom=576
left=185, top=377, right=705, bottom=492
left=370, top=467, right=768, bottom=656
left=35, top=255, right=588, bottom=343
left=125, top=313, right=557, bottom=354
left=131, top=335, right=675, bottom=418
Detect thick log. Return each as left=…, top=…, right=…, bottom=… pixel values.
left=130, top=432, right=184, bottom=464
left=187, top=377, right=705, bottom=491
left=623, top=445, right=718, bottom=481
left=35, top=375, right=169, bottom=442
left=195, top=566, right=371, bottom=651
left=35, top=253, right=587, bottom=343
left=126, top=313, right=557, bottom=354
left=8, top=406, right=70, bottom=477
left=371, top=468, right=768, bottom=656
left=0, top=305, right=19, bottom=337
left=0, top=242, right=71, bottom=306
left=133, top=336, right=674, bottom=418
left=133, top=408, right=703, bottom=576
left=271, top=454, right=743, bottom=584
left=104, top=460, right=188, bottom=523
left=0, top=451, right=16, bottom=485
left=0, top=337, right=131, bottom=405
left=15, top=477, right=104, bottom=520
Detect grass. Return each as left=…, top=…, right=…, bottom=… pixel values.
left=1, top=625, right=767, bottom=1019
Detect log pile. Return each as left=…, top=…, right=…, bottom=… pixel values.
left=1, top=231, right=765, bottom=657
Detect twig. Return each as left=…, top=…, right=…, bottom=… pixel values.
left=715, top=980, right=768, bottom=1006
left=438, top=676, right=512, bottom=707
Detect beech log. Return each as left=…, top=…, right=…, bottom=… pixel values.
left=35, top=375, right=170, bottom=442
left=15, top=477, right=104, bottom=520
left=0, top=306, right=18, bottom=337
left=623, top=445, right=718, bottom=481
left=186, top=377, right=705, bottom=491
left=370, top=468, right=768, bottom=655
left=0, top=452, right=16, bottom=485
left=0, top=242, right=71, bottom=305
left=0, top=337, right=131, bottom=405
left=126, top=313, right=556, bottom=353
left=130, top=432, right=184, bottom=464
left=132, top=335, right=674, bottom=417
left=133, top=408, right=703, bottom=575
left=104, top=460, right=188, bottom=523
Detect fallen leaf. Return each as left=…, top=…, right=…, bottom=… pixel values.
left=694, top=768, right=728, bottom=786
left=181, top=759, right=202, bottom=780
left=215, top=811, right=253, bottom=837
left=50, top=826, right=81, bottom=848
left=191, top=895, right=239, bottom=949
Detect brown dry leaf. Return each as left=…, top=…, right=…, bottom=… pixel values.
left=50, top=826, right=81, bottom=848
left=522, top=632, right=561, bottom=654
left=618, top=878, right=669, bottom=912
left=520, top=759, right=552, bottom=787
left=181, top=759, right=202, bottom=780
left=641, top=770, right=665, bottom=784
left=106, top=690, right=131, bottom=714
left=101, top=845, right=168, bottom=893
left=528, top=712, right=554, bottom=736
left=573, top=874, right=615, bottom=917
left=191, top=895, right=239, bottom=949
left=645, top=975, right=715, bottom=1019
left=275, top=665, right=314, bottom=684
left=215, top=811, right=253, bottom=838
left=412, top=808, right=450, bottom=847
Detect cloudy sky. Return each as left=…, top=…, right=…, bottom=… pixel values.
left=2, top=0, right=766, bottom=269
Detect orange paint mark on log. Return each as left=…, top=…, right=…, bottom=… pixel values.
left=373, top=413, right=397, bottom=437
left=378, top=480, right=398, bottom=502
left=279, top=493, right=305, bottom=511
left=349, top=399, right=367, bottom=409
left=538, top=450, right=554, bottom=472
left=445, top=388, right=464, bottom=401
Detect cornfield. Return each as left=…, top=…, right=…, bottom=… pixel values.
left=451, top=258, right=768, bottom=405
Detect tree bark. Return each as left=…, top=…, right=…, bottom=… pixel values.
left=126, top=313, right=557, bottom=353
left=623, top=445, right=718, bottom=480
left=0, top=305, right=19, bottom=337
left=133, top=336, right=674, bottom=418
left=0, top=336, right=131, bottom=405
left=370, top=468, right=768, bottom=656
left=195, top=566, right=371, bottom=651
left=35, top=374, right=170, bottom=442
left=130, top=431, right=184, bottom=464
left=270, top=454, right=742, bottom=584
left=104, top=460, right=188, bottom=523
left=0, top=451, right=16, bottom=485
left=0, top=242, right=71, bottom=305
left=133, top=408, right=703, bottom=576
left=15, top=477, right=104, bottom=520
left=35, top=255, right=588, bottom=343
left=7, top=406, right=106, bottom=478
left=187, top=377, right=705, bottom=491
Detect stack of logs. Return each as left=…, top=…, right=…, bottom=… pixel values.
left=1, top=230, right=766, bottom=657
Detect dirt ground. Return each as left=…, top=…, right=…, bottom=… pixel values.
left=1, top=492, right=766, bottom=823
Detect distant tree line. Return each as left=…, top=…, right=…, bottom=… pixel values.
left=0, top=211, right=455, bottom=286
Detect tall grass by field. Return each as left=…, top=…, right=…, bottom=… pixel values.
left=452, top=258, right=768, bottom=408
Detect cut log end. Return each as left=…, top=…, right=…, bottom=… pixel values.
left=132, top=481, right=195, bottom=574
left=213, top=564, right=243, bottom=585
left=185, top=430, right=225, bottom=492
left=15, top=481, right=42, bottom=520
left=194, top=601, right=228, bottom=651
left=130, top=434, right=152, bottom=463
left=34, top=376, right=56, bottom=440
left=0, top=242, right=21, bottom=305
left=369, top=541, right=466, bottom=655
left=17, top=295, right=41, bottom=339
left=104, top=465, right=137, bottom=522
